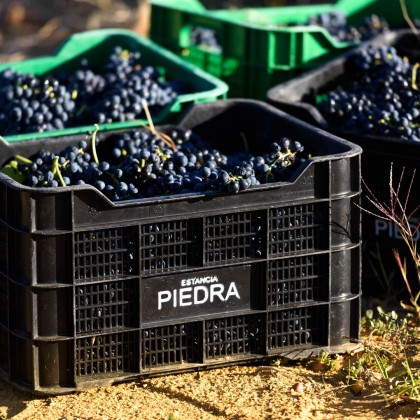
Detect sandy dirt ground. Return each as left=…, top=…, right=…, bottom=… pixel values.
left=0, top=2, right=419, bottom=419
left=1, top=346, right=419, bottom=419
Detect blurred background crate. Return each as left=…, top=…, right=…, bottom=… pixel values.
left=149, top=0, right=420, bottom=99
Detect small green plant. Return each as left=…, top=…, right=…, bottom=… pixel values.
left=272, top=358, right=282, bottom=367
left=361, top=164, right=420, bottom=319
left=319, top=350, right=335, bottom=369
left=343, top=351, right=372, bottom=382
left=362, top=306, right=401, bottom=334
left=362, top=306, right=418, bottom=349
left=347, top=308, right=420, bottom=403
left=310, top=350, right=336, bottom=372
left=391, top=359, right=420, bottom=401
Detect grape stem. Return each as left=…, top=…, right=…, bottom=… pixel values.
left=140, top=99, right=178, bottom=152
left=399, top=0, right=419, bottom=37
left=14, top=154, right=33, bottom=165
left=265, top=150, right=295, bottom=181
left=141, top=98, right=155, bottom=133
left=76, top=104, right=87, bottom=116
left=91, top=124, right=100, bottom=165
left=52, top=156, right=66, bottom=187
left=412, top=63, right=420, bottom=91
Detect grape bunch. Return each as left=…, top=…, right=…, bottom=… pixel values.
left=66, top=48, right=179, bottom=125
left=190, top=27, right=222, bottom=53
left=3, top=126, right=306, bottom=202
left=0, top=47, right=181, bottom=136
left=0, top=69, right=76, bottom=135
left=306, top=12, right=389, bottom=43
left=317, top=45, right=420, bottom=142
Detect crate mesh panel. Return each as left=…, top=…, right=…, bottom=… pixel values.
left=0, top=275, right=7, bottom=327
left=0, top=222, right=6, bottom=274
left=268, top=307, right=326, bottom=349
left=142, top=323, right=200, bottom=368
left=76, top=332, right=136, bottom=376
left=0, top=326, right=8, bottom=371
left=141, top=220, right=198, bottom=274
left=74, top=227, right=136, bottom=281
left=204, top=211, right=265, bottom=264
left=269, top=203, right=326, bottom=255
left=75, top=280, right=137, bottom=334
left=267, top=255, right=326, bottom=306
left=205, top=314, right=262, bottom=358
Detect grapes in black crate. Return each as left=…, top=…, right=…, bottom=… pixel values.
left=317, top=45, right=420, bottom=143
left=306, top=12, right=388, bottom=43
left=0, top=99, right=362, bottom=395
left=2, top=125, right=307, bottom=202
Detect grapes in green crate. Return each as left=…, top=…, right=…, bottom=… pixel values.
left=0, top=47, right=181, bottom=136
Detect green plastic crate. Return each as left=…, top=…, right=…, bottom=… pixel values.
left=150, top=0, right=420, bottom=99
left=0, top=29, right=228, bottom=143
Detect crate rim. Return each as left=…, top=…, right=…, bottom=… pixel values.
left=0, top=99, right=362, bottom=208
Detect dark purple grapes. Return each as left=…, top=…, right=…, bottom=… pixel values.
left=306, top=12, right=389, bottom=43
left=317, top=45, right=420, bottom=143
left=4, top=127, right=307, bottom=202
left=0, top=69, right=76, bottom=135
left=190, top=27, right=222, bottom=53
left=188, top=13, right=388, bottom=57
left=0, top=47, right=182, bottom=137
left=83, top=48, right=179, bottom=124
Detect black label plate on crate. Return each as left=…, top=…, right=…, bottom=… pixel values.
left=142, top=266, right=252, bottom=323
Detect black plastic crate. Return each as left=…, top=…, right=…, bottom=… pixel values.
left=0, top=99, right=361, bottom=394
left=267, top=30, right=420, bottom=299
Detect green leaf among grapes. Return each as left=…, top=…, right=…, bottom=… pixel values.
left=1, top=161, right=25, bottom=183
